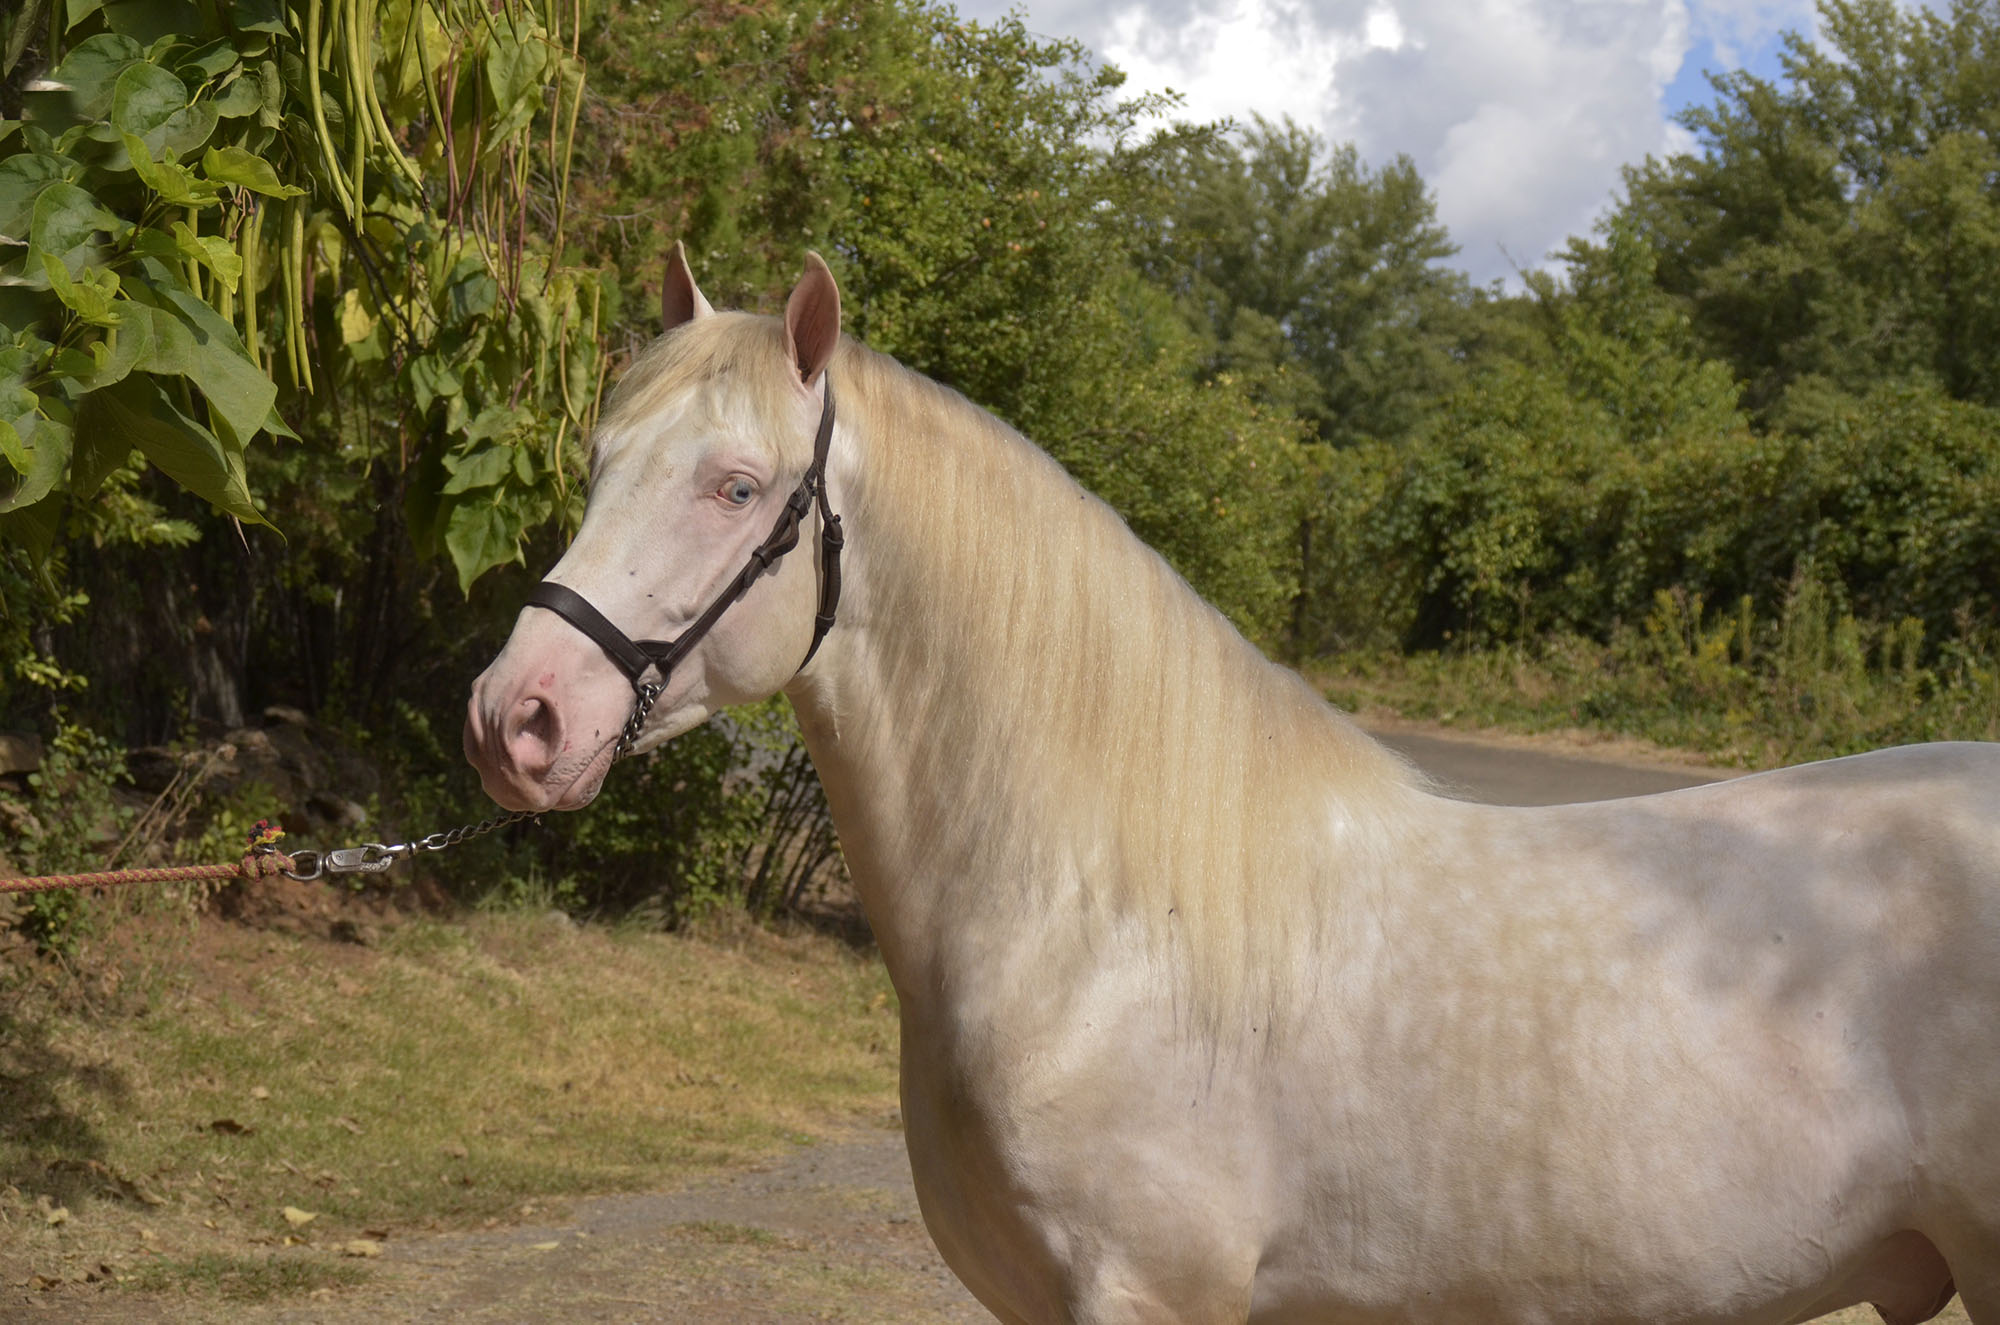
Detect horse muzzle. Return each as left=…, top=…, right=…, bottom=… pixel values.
left=463, top=649, right=623, bottom=813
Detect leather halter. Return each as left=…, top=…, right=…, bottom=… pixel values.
left=523, top=378, right=843, bottom=757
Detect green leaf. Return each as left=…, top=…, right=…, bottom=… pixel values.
left=201, top=144, right=304, bottom=198
left=68, top=306, right=148, bottom=391
left=0, top=411, right=72, bottom=514
left=0, top=490, right=65, bottom=561
left=109, top=61, right=188, bottom=143
left=40, top=251, right=121, bottom=324
left=336, top=286, right=376, bottom=344
left=176, top=37, right=241, bottom=81
left=255, top=60, right=282, bottom=126
left=210, top=69, right=262, bottom=119
left=67, top=411, right=135, bottom=498
left=462, top=404, right=530, bottom=445
left=169, top=221, right=241, bottom=291
left=47, top=33, right=144, bottom=120
left=64, top=0, right=111, bottom=31
left=122, top=256, right=276, bottom=441
left=231, top=0, right=287, bottom=35
left=0, top=153, right=78, bottom=243
left=407, top=353, right=462, bottom=413
left=483, top=35, right=549, bottom=134
left=444, top=258, right=498, bottom=320
left=440, top=444, right=513, bottom=493
left=29, top=180, right=126, bottom=280
left=103, top=0, right=201, bottom=46
left=145, top=312, right=274, bottom=443
left=76, top=373, right=264, bottom=524
left=0, top=415, right=26, bottom=471
left=124, top=133, right=221, bottom=205
left=110, top=60, right=216, bottom=159
left=443, top=497, right=520, bottom=592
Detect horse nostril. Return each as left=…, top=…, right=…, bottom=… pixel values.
left=505, top=695, right=562, bottom=774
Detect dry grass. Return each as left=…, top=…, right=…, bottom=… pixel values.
left=0, top=908, right=899, bottom=1301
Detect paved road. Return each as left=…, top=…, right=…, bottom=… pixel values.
left=1366, top=727, right=1723, bottom=805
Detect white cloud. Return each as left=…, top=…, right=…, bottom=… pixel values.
left=1690, top=0, right=1817, bottom=66
left=1098, top=0, right=1347, bottom=135
left=951, top=0, right=1825, bottom=285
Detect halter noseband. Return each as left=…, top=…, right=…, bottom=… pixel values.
left=522, top=378, right=844, bottom=758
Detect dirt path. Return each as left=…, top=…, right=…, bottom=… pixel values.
left=250, top=1126, right=987, bottom=1324
left=51, top=727, right=1950, bottom=1323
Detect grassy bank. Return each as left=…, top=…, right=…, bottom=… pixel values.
left=1317, top=592, right=2000, bottom=772
left=0, top=903, right=898, bottom=1307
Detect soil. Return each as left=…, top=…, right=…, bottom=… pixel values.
left=7, top=724, right=1960, bottom=1324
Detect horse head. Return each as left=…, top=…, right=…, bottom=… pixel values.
left=463, top=247, right=844, bottom=812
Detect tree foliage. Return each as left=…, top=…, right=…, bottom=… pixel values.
left=1131, top=114, right=1473, bottom=448
left=1615, top=0, right=2000, bottom=416
left=570, top=0, right=1308, bottom=638
left=0, top=0, right=605, bottom=733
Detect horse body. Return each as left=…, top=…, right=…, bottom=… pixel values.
left=464, top=253, right=2000, bottom=1323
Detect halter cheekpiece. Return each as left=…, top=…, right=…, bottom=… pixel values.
left=523, top=377, right=844, bottom=758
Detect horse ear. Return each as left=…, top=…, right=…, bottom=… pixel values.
left=662, top=241, right=713, bottom=331
left=783, top=252, right=841, bottom=386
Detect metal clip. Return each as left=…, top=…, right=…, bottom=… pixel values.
left=282, top=844, right=405, bottom=881
left=328, top=844, right=405, bottom=874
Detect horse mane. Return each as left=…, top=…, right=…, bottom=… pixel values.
left=610, top=312, right=1427, bottom=1032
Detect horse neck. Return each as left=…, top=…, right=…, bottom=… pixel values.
left=787, top=356, right=1415, bottom=1008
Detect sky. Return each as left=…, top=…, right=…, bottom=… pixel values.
left=946, top=0, right=1822, bottom=286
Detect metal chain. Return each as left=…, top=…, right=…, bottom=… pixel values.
left=615, top=681, right=662, bottom=760
left=282, top=808, right=539, bottom=881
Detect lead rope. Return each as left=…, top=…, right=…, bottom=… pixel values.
left=0, top=809, right=540, bottom=895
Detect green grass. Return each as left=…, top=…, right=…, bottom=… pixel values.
left=127, top=1252, right=369, bottom=1301
left=1318, top=602, right=2000, bottom=773
left=0, top=908, right=900, bottom=1303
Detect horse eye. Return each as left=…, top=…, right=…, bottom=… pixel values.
left=722, top=477, right=755, bottom=506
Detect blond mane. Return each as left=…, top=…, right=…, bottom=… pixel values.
left=617, top=314, right=1425, bottom=1031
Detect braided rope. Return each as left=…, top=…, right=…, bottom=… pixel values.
left=0, top=851, right=298, bottom=896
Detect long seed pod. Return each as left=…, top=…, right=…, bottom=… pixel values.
left=215, top=205, right=236, bottom=329
left=413, top=1, right=450, bottom=175
left=586, top=278, right=606, bottom=430
left=286, top=199, right=313, bottom=392
left=542, top=65, right=583, bottom=293
left=305, top=0, right=357, bottom=219
left=341, top=0, right=369, bottom=219
left=362, top=7, right=424, bottom=191
left=554, top=296, right=576, bottom=421
left=183, top=205, right=202, bottom=297
left=240, top=199, right=262, bottom=374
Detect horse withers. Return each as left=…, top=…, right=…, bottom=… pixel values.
left=464, top=248, right=1999, bottom=1325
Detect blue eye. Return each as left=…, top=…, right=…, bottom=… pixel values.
left=721, top=477, right=755, bottom=506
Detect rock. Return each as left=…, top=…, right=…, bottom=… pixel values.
left=306, top=791, right=369, bottom=830
left=126, top=746, right=192, bottom=794
left=225, top=728, right=275, bottom=759
left=262, top=705, right=311, bottom=727
left=0, top=732, right=41, bottom=776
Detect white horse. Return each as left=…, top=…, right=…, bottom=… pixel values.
left=464, top=250, right=1999, bottom=1324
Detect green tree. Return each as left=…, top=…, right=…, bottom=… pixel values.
left=572, top=0, right=1306, bottom=638
left=1131, top=115, right=1472, bottom=449
left=1616, top=0, right=2000, bottom=416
